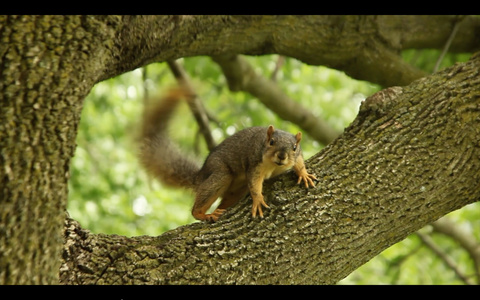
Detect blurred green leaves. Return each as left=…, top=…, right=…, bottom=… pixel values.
left=68, top=56, right=380, bottom=236
left=68, top=66, right=195, bottom=236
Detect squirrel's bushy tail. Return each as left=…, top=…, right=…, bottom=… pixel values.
left=139, top=87, right=200, bottom=189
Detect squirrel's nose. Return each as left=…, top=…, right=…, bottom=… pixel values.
left=277, top=151, right=287, bottom=161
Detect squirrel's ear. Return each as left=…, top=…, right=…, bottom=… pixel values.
left=267, top=125, right=275, bottom=140
left=295, top=132, right=302, bottom=143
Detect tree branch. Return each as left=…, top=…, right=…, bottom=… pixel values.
left=108, top=15, right=480, bottom=87
left=432, top=217, right=480, bottom=284
left=167, top=60, right=217, bottom=151
left=388, top=15, right=479, bottom=52
left=61, top=52, right=480, bottom=284
left=213, top=54, right=340, bottom=146
left=416, top=232, right=475, bottom=285
left=433, top=16, right=464, bottom=73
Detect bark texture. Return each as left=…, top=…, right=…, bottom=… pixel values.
left=60, top=53, right=480, bottom=284
left=1, top=15, right=479, bottom=285
left=0, top=15, right=118, bottom=284
left=108, top=15, right=480, bottom=87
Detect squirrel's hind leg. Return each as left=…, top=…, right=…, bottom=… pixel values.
left=192, top=174, right=233, bottom=222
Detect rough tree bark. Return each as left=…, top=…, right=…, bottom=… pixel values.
left=60, top=54, right=480, bottom=284
left=1, top=15, right=479, bottom=285
left=0, top=15, right=116, bottom=284
left=104, top=15, right=480, bottom=87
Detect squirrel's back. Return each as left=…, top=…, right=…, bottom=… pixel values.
left=206, top=127, right=266, bottom=163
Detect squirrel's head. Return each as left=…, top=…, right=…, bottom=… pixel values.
left=264, top=125, right=302, bottom=167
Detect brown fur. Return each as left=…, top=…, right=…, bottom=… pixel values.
left=139, top=87, right=316, bottom=222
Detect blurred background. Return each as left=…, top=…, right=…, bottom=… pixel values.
left=67, top=52, right=479, bottom=284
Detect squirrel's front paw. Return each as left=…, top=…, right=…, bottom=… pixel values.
left=297, top=170, right=317, bottom=188
left=251, top=194, right=269, bottom=218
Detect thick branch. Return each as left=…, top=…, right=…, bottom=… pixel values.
left=0, top=15, right=114, bottom=284
left=106, top=15, right=480, bottom=87
left=61, top=52, right=480, bottom=285
left=385, top=15, right=479, bottom=52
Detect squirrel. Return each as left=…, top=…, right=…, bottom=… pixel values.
left=139, top=87, right=317, bottom=222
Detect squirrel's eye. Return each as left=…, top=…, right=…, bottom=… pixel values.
left=269, top=139, right=274, bottom=146
left=293, top=145, right=297, bottom=151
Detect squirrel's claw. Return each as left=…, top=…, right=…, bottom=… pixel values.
left=297, top=172, right=317, bottom=188
left=252, top=195, right=269, bottom=218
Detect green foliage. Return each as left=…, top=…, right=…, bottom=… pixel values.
left=68, top=56, right=377, bottom=236
left=68, top=54, right=479, bottom=284
left=341, top=203, right=480, bottom=284
left=402, top=49, right=471, bottom=73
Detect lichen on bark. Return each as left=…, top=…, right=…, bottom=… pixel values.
left=0, top=15, right=118, bottom=284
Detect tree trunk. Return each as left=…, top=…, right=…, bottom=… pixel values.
left=1, top=15, right=479, bottom=285
left=60, top=53, right=480, bottom=284
left=0, top=15, right=117, bottom=284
